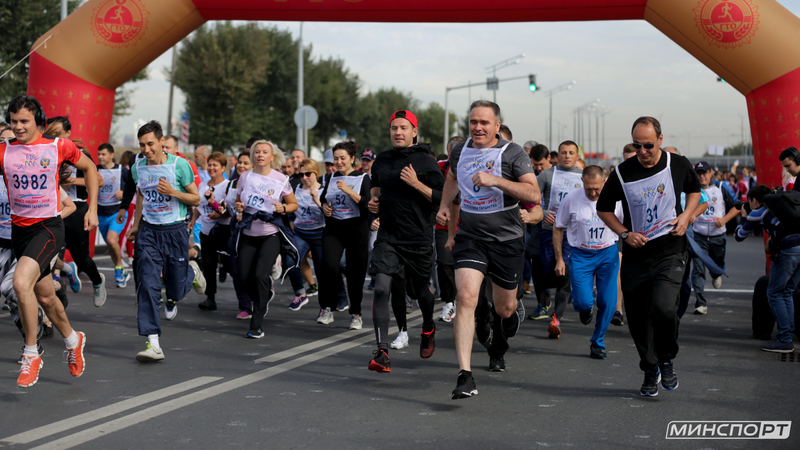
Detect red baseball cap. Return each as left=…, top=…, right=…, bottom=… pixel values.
left=389, top=110, right=417, bottom=128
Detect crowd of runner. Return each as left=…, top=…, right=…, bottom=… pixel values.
left=2, top=94, right=796, bottom=399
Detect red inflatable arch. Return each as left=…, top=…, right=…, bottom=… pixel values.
left=27, top=0, right=800, bottom=186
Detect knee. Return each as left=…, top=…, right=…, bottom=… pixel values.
left=495, top=301, right=517, bottom=318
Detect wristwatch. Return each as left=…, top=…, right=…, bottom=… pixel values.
left=621, top=231, right=630, bottom=240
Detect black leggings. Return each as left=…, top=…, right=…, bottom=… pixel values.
left=63, top=201, right=103, bottom=285
left=320, top=228, right=369, bottom=315
left=237, top=233, right=280, bottom=331
left=200, top=228, right=231, bottom=300
left=372, top=272, right=436, bottom=350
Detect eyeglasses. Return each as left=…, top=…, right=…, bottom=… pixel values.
left=631, top=142, right=656, bottom=150
left=298, top=172, right=314, bottom=178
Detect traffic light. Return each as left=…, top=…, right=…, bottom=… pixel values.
left=528, top=74, right=538, bottom=92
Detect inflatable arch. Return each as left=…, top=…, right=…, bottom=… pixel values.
left=26, top=0, right=800, bottom=186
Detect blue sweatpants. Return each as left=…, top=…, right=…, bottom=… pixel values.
left=569, top=245, right=619, bottom=349
left=135, top=221, right=194, bottom=336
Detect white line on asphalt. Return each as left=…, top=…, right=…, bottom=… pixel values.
left=707, top=289, right=753, bottom=293
left=26, top=316, right=425, bottom=450
left=0, top=376, right=222, bottom=445
left=255, top=309, right=422, bottom=363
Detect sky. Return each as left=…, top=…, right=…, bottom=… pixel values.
left=116, top=0, right=800, bottom=159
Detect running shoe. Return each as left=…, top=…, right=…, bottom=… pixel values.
left=438, top=302, right=456, bottom=322
left=3, top=299, right=10, bottom=310
left=590, top=343, right=607, bottom=360
left=368, top=348, right=391, bottom=373
left=451, top=370, right=478, bottom=399
left=114, top=267, right=130, bottom=288
left=264, top=288, right=275, bottom=316
left=93, top=274, right=107, bottom=307
left=219, top=267, right=227, bottom=283
left=528, top=304, right=550, bottom=320
left=659, top=360, right=678, bottom=390
left=501, top=308, right=520, bottom=338
left=694, top=305, right=708, bottom=315
left=712, top=275, right=722, bottom=289
left=165, top=299, right=178, bottom=320
left=516, top=299, right=526, bottom=325
left=246, top=328, right=265, bottom=339
left=336, top=298, right=350, bottom=312
left=391, top=331, right=409, bottom=349
left=270, top=255, right=282, bottom=281
left=65, top=262, right=81, bottom=293
left=236, top=311, right=252, bottom=320
left=41, top=324, right=54, bottom=339
left=198, top=298, right=217, bottom=311
left=548, top=316, right=561, bottom=339
left=611, top=311, right=624, bottom=326
left=66, top=331, right=86, bottom=377
left=640, top=368, right=661, bottom=397
left=367, top=278, right=376, bottom=290
left=523, top=281, right=531, bottom=294
left=420, top=323, right=435, bottom=359
left=761, top=340, right=794, bottom=353
left=17, top=354, right=43, bottom=387
left=136, top=343, right=165, bottom=362
left=579, top=309, right=593, bottom=325
left=489, top=356, right=505, bottom=372
left=350, top=314, right=363, bottom=330
left=317, top=308, right=334, bottom=325
left=18, top=344, right=44, bottom=365
left=476, top=321, right=492, bottom=349
left=306, top=284, right=319, bottom=297
left=189, top=260, right=207, bottom=294
left=289, top=295, right=309, bottom=311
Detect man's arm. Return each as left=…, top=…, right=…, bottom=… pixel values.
left=368, top=186, right=380, bottom=214
left=126, top=190, right=144, bottom=241
left=553, top=226, right=566, bottom=276
left=671, top=191, right=700, bottom=236
left=472, top=171, right=541, bottom=204
left=436, top=169, right=459, bottom=226
left=73, top=153, right=99, bottom=231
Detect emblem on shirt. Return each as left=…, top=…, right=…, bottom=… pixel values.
left=712, top=196, right=718, bottom=202
left=91, top=0, right=150, bottom=49
left=486, top=160, right=495, bottom=170
left=268, top=189, right=275, bottom=197
left=40, top=157, right=50, bottom=169
left=694, top=0, right=759, bottom=49
left=657, top=183, right=666, bottom=194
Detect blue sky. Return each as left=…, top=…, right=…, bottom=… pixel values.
left=118, top=0, right=800, bottom=158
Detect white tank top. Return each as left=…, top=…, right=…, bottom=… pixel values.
left=324, top=175, right=364, bottom=220
left=693, top=185, right=726, bottom=237
left=457, top=139, right=514, bottom=215
left=616, top=152, right=677, bottom=240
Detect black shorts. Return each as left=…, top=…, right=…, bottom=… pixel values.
left=12, top=217, right=65, bottom=281
left=452, top=234, right=524, bottom=290
left=369, top=239, right=434, bottom=280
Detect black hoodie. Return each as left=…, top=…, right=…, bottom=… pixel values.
left=371, top=143, right=444, bottom=245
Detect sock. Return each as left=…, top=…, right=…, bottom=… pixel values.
left=115, top=266, right=123, bottom=270
left=148, top=334, right=160, bottom=349
left=61, top=263, right=73, bottom=275
left=64, top=330, right=79, bottom=349
left=24, top=344, right=39, bottom=357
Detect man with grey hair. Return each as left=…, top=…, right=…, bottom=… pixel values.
left=194, top=146, right=211, bottom=183
left=523, top=140, right=538, bottom=155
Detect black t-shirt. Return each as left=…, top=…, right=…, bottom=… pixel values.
left=597, top=151, right=701, bottom=259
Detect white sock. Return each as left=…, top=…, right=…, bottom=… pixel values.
left=64, top=330, right=79, bottom=349
left=60, top=263, right=73, bottom=275
left=148, top=334, right=160, bottom=349
left=23, top=344, right=39, bottom=357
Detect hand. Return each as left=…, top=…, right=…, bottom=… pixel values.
left=115, top=190, right=123, bottom=201
left=309, top=187, right=319, bottom=200
left=61, top=177, right=75, bottom=187
left=445, top=236, right=455, bottom=253
left=84, top=212, right=98, bottom=231
left=208, top=212, right=222, bottom=220
left=116, top=209, right=127, bottom=224
left=689, top=215, right=696, bottom=225
left=322, top=203, right=332, bottom=217
left=157, top=178, right=175, bottom=196
left=272, top=203, right=285, bottom=214
left=436, top=208, right=450, bottom=227
left=206, top=191, right=215, bottom=204
left=234, top=201, right=244, bottom=213
left=625, top=232, right=648, bottom=248
left=544, top=211, right=556, bottom=225
left=554, top=259, right=565, bottom=277
left=669, top=213, right=691, bottom=236
left=368, top=197, right=380, bottom=214
left=714, top=218, right=724, bottom=228
left=471, top=171, right=497, bottom=188
left=400, top=165, right=419, bottom=188
left=126, top=225, right=138, bottom=242
left=520, top=209, right=533, bottom=224
left=187, top=220, right=196, bottom=230
left=337, top=180, right=352, bottom=195
left=371, top=218, right=380, bottom=231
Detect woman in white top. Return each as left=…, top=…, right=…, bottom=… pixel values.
left=223, top=151, right=254, bottom=320
left=188, top=152, right=231, bottom=312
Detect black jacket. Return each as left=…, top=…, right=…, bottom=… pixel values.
left=371, top=143, right=444, bottom=245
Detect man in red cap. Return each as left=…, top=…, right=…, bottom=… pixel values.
left=366, top=110, right=445, bottom=373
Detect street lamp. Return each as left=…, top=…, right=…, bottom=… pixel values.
left=485, top=54, right=525, bottom=103
left=544, top=80, right=577, bottom=151
left=573, top=99, right=599, bottom=149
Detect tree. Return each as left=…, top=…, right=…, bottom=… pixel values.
left=0, top=0, right=80, bottom=111
left=351, top=87, right=418, bottom=152
left=416, top=102, right=458, bottom=155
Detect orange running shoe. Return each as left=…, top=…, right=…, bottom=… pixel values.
left=17, top=354, right=43, bottom=387
left=66, top=331, right=86, bottom=378
left=548, top=316, right=561, bottom=339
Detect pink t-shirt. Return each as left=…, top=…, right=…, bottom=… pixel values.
left=236, top=169, right=292, bottom=236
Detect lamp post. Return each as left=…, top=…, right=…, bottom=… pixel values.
left=573, top=99, right=599, bottom=149
left=544, top=80, right=577, bottom=151
left=485, top=54, right=524, bottom=103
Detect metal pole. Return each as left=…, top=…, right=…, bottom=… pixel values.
left=549, top=95, right=553, bottom=151
left=166, top=46, right=177, bottom=136
left=296, top=22, right=304, bottom=151
left=61, top=0, right=67, bottom=20
left=303, top=109, right=308, bottom=151
left=444, top=88, right=450, bottom=152
left=595, top=110, right=599, bottom=156
left=493, top=68, right=497, bottom=104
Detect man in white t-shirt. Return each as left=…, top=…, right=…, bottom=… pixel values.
left=554, top=166, right=623, bottom=359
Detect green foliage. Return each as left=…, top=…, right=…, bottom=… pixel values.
left=416, top=102, right=458, bottom=155
left=351, top=88, right=417, bottom=153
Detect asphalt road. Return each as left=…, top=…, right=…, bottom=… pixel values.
left=0, top=235, right=797, bottom=449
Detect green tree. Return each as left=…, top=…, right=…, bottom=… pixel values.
left=0, top=0, right=80, bottom=110
left=416, top=102, right=458, bottom=155
left=351, top=87, right=418, bottom=152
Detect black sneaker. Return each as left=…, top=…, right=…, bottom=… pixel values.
left=306, top=284, right=319, bottom=297
left=246, top=328, right=265, bottom=339
left=488, top=356, right=505, bottom=372
left=659, top=360, right=679, bottom=390
left=515, top=300, right=525, bottom=325
left=589, top=344, right=607, bottom=360
left=368, top=348, right=391, bottom=373
left=41, top=324, right=54, bottom=339
left=500, top=307, right=520, bottom=338
left=610, top=311, right=624, bottom=326
left=219, top=270, right=227, bottom=283
left=579, top=310, right=593, bottom=325
left=420, top=323, right=435, bottom=359
left=640, top=368, right=661, bottom=397
left=475, top=321, right=493, bottom=349
left=198, top=298, right=217, bottom=311
left=451, top=370, right=478, bottom=399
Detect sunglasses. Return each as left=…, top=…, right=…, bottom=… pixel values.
left=298, top=172, right=314, bottom=178
left=631, top=142, right=656, bottom=150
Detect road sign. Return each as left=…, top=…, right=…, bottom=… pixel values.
left=294, top=105, right=319, bottom=130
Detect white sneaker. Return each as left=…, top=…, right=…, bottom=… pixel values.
left=93, top=273, right=107, bottom=307
left=317, top=308, right=334, bottom=325
left=271, top=255, right=282, bottom=281
left=694, top=305, right=708, bottom=315
left=390, top=331, right=409, bottom=349
left=350, top=314, right=363, bottom=330
left=712, top=276, right=722, bottom=289
left=136, top=343, right=165, bottom=362
left=165, top=299, right=177, bottom=320
left=189, top=260, right=206, bottom=294
left=438, top=302, right=456, bottom=322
